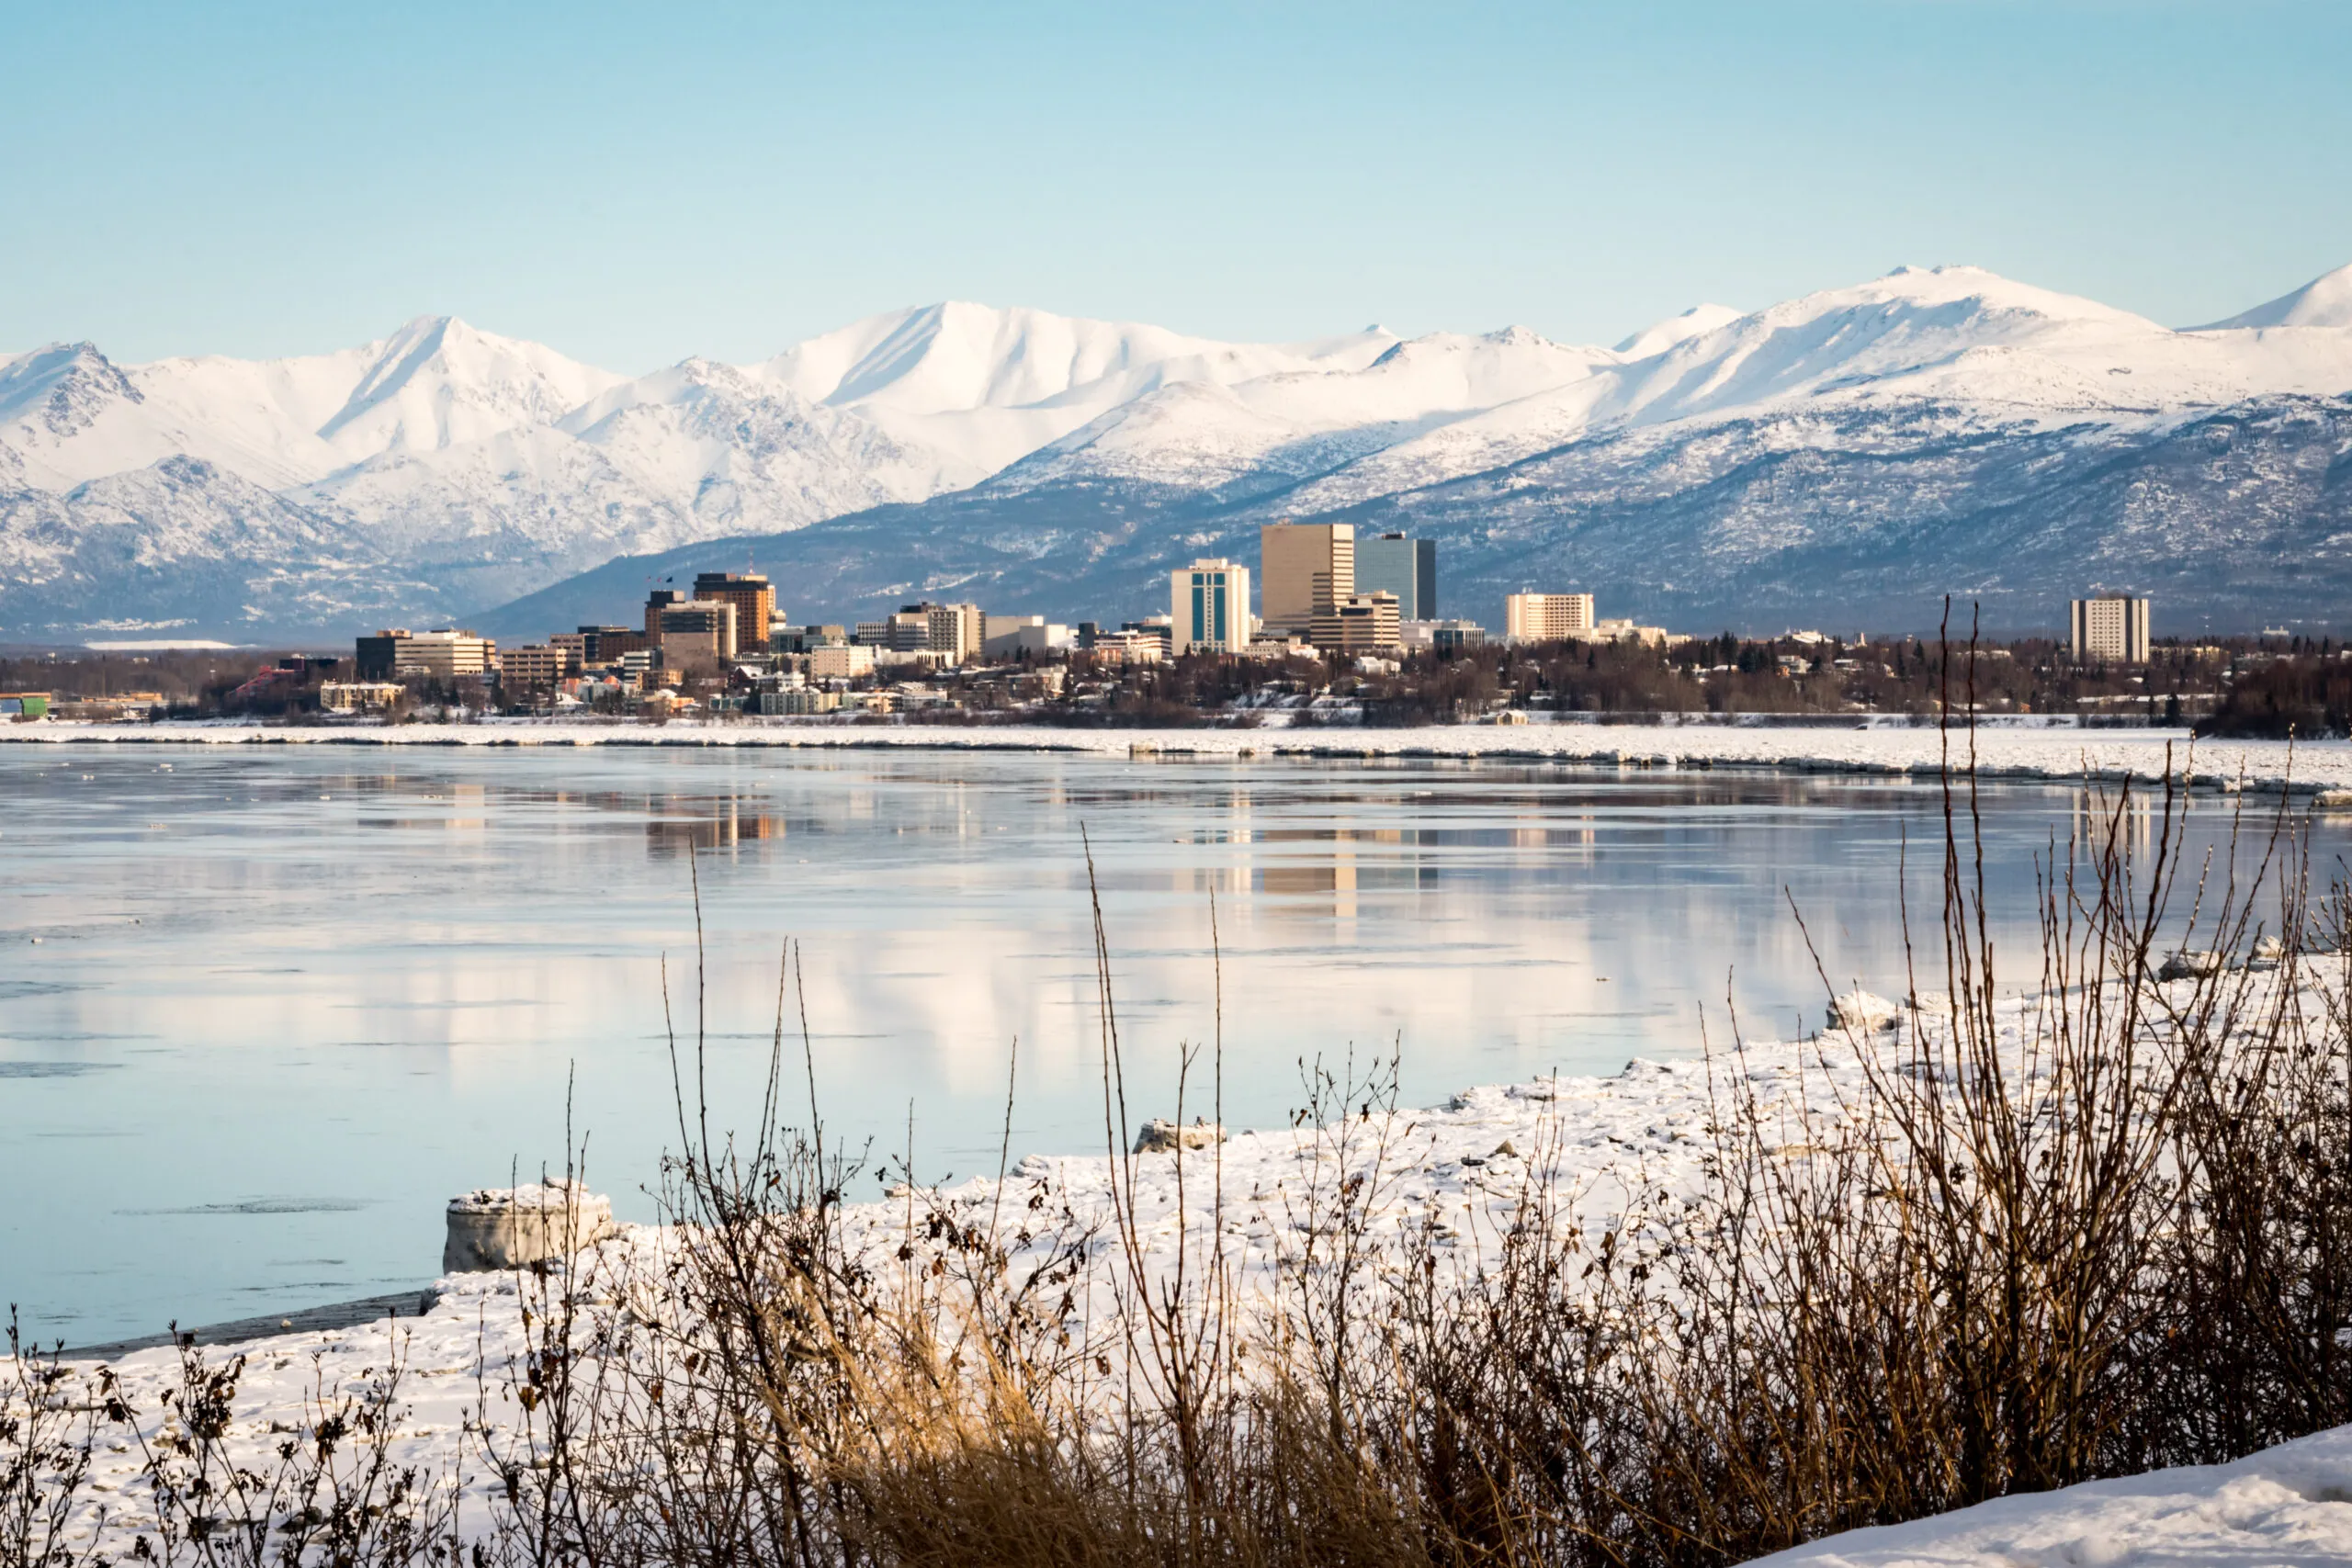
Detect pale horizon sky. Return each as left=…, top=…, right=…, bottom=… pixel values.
left=5, top=0, right=2350, bottom=372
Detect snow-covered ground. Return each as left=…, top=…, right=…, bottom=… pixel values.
left=9, top=717, right=2352, bottom=798
left=1752, top=1427, right=2352, bottom=1566
left=22, top=987, right=2352, bottom=1564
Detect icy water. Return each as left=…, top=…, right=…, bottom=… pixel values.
left=1, top=741, right=2326, bottom=1346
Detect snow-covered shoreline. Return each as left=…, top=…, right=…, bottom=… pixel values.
left=22, top=993, right=2352, bottom=1565
left=9, top=717, right=2352, bottom=798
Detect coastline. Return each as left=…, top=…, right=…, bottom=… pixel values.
left=6, top=716, right=2349, bottom=798
left=21, top=987, right=2352, bottom=1566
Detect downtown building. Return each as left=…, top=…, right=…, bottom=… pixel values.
left=854, top=603, right=984, bottom=662
left=692, top=572, right=777, bottom=652
left=1170, top=558, right=1252, bottom=654
left=1310, top=592, right=1403, bottom=656
left=1504, top=592, right=1597, bottom=643
left=1260, top=522, right=1355, bottom=640
left=1357, top=533, right=1436, bottom=620
left=495, top=643, right=577, bottom=689
left=356, top=628, right=496, bottom=681
left=655, top=599, right=738, bottom=664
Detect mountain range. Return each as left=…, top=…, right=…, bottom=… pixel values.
left=6, top=261, right=2352, bottom=644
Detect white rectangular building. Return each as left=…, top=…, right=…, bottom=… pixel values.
left=1504, top=592, right=1596, bottom=643
left=982, top=615, right=1074, bottom=659
left=1171, top=558, right=1252, bottom=653
left=808, top=643, right=877, bottom=681
left=2071, top=595, right=2151, bottom=663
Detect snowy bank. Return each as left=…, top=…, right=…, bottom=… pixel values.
left=1752, top=1424, right=2352, bottom=1566
left=23, top=977, right=2352, bottom=1562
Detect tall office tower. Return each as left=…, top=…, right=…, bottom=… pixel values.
left=1171, top=558, right=1252, bottom=653
left=644, top=588, right=685, bottom=641
left=1356, top=533, right=1436, bottom=620
left=1260, top=522, right=1355, bottom=637
left=1504, top=592, right=1597, bottom=643
left=2070, top=595, right=2151, bottom=663
left=693, top=572, right=776, bottom=653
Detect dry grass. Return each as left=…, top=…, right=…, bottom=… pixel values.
left=12, top=687, right=2352, bottom=1566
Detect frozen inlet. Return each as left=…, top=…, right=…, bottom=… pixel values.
left=443, top=1179, right=615, bottom=1272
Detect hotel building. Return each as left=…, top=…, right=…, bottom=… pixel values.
left=1172, top=558, right=1254, bottom=654
left=1504, top=592, right=1597, bottom=643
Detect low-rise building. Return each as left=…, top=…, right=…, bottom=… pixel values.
left=808, top=643, right=877, bottom=681
left=1595, top=617, right=1670, bottom=647
left=758, top=688, right=840, bottom=716
left=356, top=628, right=495, bottom=681
left=51, top=692, right=167, bottom=721
left=320, top=682, right=403, bottom=713
left=1088, top=630, right=1165, bottom=664
left=1504, top=592, right=1596, bottom=643
left=566, top=626, right=648, bottom=662
left=496, top=643, right=575, bottom=688
left=772, top=624, right=850, bottom=653
left=982, top=615, right=1074, bottom=659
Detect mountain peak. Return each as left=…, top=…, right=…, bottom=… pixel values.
left=2189, top=262, right=2352, bottom=332
left=316, top=314, right=621, bottom=451
left=1615, top=303, right=1745, bottom=358
left=0, top=341, right=143, bottom=435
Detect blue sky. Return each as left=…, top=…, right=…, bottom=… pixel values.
left=6, top=1, right=2349, bottom=369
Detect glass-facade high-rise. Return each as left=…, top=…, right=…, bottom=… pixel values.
left=1356, top=532, right=1436, bottom=620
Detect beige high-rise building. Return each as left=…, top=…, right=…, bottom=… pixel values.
left=2071, top=595, right=2151, bottom=663
left=1505, top=592, right=1597, bottom=643
left=1260, top=522, right=1354, bottom=637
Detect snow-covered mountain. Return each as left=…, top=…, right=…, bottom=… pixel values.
left=8, top=262, right=2352, bottom=643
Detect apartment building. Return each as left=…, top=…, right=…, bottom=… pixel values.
left=1504, top=592, right=1597, bottom=643
left=1170, top=558, right=1252, bottom=654
left=1261, top=522, right=1355, bottom=638
left=2071, top=595, right=2152, bottom=663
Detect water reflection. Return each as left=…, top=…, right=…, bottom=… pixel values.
left=1, top=744, right=2338, bottom=1347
